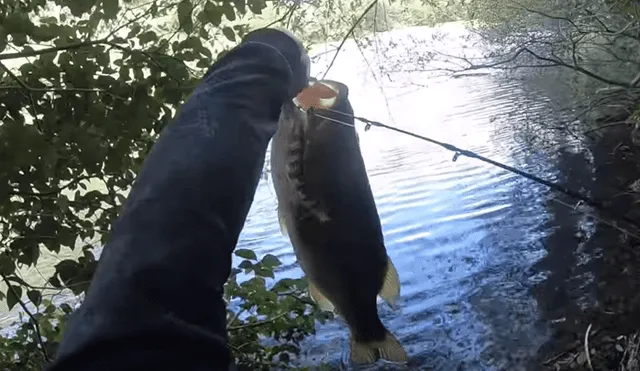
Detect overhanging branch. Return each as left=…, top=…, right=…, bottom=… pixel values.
left=0, top=272, right=50, bottom=363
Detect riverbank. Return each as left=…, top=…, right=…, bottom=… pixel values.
left=540, top=122, right=640, bottom=371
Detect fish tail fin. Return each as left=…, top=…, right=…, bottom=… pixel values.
left=349, top=330, right=408, bottom=364
left=376, top=330, right=408, bottom=363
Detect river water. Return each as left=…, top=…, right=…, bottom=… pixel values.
left=3, top=22, right=638, bottom=370
left=237, top=24, right=619, bottom=370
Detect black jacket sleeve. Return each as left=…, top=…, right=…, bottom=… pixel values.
left=47, top=38, right=295, bottom=371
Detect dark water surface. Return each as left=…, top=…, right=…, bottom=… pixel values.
left=234, top=25, right=640, bottom=370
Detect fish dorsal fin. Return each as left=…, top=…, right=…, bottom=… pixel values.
left=378, top=256, right=401, bottom=310
left=308, top=281, right=335, bottom=312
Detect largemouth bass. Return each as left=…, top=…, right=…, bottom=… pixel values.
left=270, top=80, right=407, bottom=364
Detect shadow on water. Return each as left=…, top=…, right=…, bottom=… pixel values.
left=531, top=126, right=640, bottom=370
left=241, top=24, right=640, bottom=370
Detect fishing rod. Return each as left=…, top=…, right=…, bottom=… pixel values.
left=308, top=107, right=640, bottom=233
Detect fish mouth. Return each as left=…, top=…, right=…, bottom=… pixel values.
left=293, top=80, right=340, bottom=112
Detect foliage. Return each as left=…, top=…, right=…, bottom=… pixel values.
left=224, top=251, right=333, bottom=370
left=0, top=0, right=346, bottom=369
left=4, top=0, right=639, bottom=369
left=464, top=0, right=640, bottom=126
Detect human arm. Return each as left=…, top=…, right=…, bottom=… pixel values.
left=47, top=29, right=309, bottom=371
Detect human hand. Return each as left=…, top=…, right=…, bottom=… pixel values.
left=241, top=28, right=311, bottom=98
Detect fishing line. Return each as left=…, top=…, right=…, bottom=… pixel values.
left=307, top=107, right=640, bottom=233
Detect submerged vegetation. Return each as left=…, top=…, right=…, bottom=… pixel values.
left=1, top=0, right=640, bottom=369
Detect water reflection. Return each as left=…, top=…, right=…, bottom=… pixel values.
left=237, top=26, right=572, bottom=370
left=237, top=24, right=640, bottom=370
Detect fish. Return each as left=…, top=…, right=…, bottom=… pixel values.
left=270, top=79, right=408, bottom=364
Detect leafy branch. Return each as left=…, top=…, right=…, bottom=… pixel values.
left=7, top=175, right=96, bottom=198
left=228, top=312, right=289, bottom=331
left=0, top=39, right=113, bottom=61
left=0, top=272, right=49, bottom=363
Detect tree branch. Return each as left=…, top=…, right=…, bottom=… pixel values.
left=322, top=0, right=379, bottom=79
left=0, top=85, right=128, bottom=100
left=0, top=61, right=40, bottom=119
left=264, top=2, right=298, bottom=29
left=0, top=39, right=110, bottom=61
left=8, top=175, right=95, bottom=198
left=106, top=0, right=159, bottom=40
left=445, top=45, right=633, bottom=88
left=0, top=272, right=50, bottom=363
left=227, top=312, right=288, bottom=331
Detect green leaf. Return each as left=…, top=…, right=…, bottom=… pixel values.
left=0, top=253, right=15, bottom=275
left=222, top=26, right=235, bottom=42
left=55, top=259, right=80, bottom=284
left=49, top=276, right=62, bottom=289
left=235, top=249, right=257, bottom=260
left=103, top=0, right=120, bottom=18
left=255, top=266, right=275, bottom=278
left=247, top=0, right=266, bottom=14
left=128, top=23, right=141, bottom=38
left=44, top=303, right=56, bottom=314
left=261, top=254, right=281, bottom=268
left=3, top=13, right=35, bottom=34
left=238, top=260, right=253, bottom=269
left=27, top=290, right=42, bottom=307
left=233, top=0, right=247, bottom=15
left=67, top=0, right=98, bottom=16
left=31, top=25, right=59, bottom=42
left=196, top=58, right=212, bottom=68
left=17, top=242, right=40, bottom=266
left=177, top=0, right=194, bottom=33
left=6, top=285, right=22, bottom=311
left=138, top=31, right=157, bottom=44
left=60, top=303, right=73, bottom=314
left=202, top=2, right=222, bottom=26
left=221, top=2, right=236, bottom=21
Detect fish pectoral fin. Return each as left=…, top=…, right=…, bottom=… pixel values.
left=277, top=208, right=288, bottom=237
left=350, top=330, right=408, bottom=364
left=378, top=256, right=401, bottom=310
left=308, top=281, right=335, bottom=312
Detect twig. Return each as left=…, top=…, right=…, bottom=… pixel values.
left=321, top=0, right=378, bottom=79
left=227, top=312, right=288, bottom=331
left=543, top=350, right=570, bottom=365
left=0, top=39, right=110, bottom=61
left=551, top=197, right=640, bottom=242
left=8, top=175, right=95, bottom=198
left=227, top=308, right=246, bottom=328
left=277, top=291, right=315, bottom=306
left=585, top=323, right=594, bottom=371
left=106, top=42, right=182, bottom=83
left=264, top=3, right=298, bottom=29
left=105, top=0, right=159, bottom=40
left=583, top=121, right=630, bottom=135
left=0, top=85, right=128, bottom=101
left=0, top=272, right=50, bottom=362
left=0, top=61, right=39, bottom=119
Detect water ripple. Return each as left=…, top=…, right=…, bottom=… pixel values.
left=231, top=58, right=570, bottom=369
